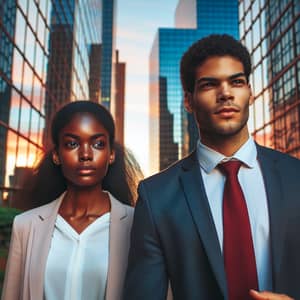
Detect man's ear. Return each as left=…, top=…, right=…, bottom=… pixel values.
left=184, top=91, right=194, bottom=113
left=248, top=84, right=254, bottom=105
left=52, top=150, right=61, bottom=165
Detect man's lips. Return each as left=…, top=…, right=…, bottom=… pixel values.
left=215, top=106, right=240, bottom=114
left=215, top=106, right=240, bottom=117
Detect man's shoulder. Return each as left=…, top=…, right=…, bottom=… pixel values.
left=257, top=144, right=300, bottom=177
left=257, top=144, right=300, bottom=165
left=141, top=151, right=197, bottom=187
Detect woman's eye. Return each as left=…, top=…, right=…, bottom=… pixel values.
left=66, top=141, right=78, bottom=149
left=93, top=140, right=105, bottom=149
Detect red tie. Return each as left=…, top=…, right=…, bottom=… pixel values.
left=219, top=161, right=258, bottom=300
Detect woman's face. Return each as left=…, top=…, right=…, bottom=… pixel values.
left=53, top=113, right=115, bottom=188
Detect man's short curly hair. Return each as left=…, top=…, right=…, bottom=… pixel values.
left=180, top=34, right=252, bottom=93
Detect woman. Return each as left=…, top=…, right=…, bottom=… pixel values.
left=1, top=101, right=143, bottom=300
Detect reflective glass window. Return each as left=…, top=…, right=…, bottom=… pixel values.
left=16, top=136, right=29, bottom=167
left=12, top=50, right=24, bottom=91
left=25, top=27, right=36, bottom=67
left=28, top=0, right=37, bottom=28
left=19, top=99, right=31, bottom=137
left=32, top=75, right=42, bottom=110
left=22, top=62, right=33, bottom=101
left=29, top=108, right=39, bottom=144
left=5, top=130, right=18, bottom=185
left=8, top=89, right=21, bottom=131
left=18, top=0, right=28, bottom=14
left=15, top=9, right=26, bottom=51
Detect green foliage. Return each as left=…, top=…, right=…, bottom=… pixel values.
left=0, top=207, right=21, bottom=248
left=0, top=207, right=21, bottom=295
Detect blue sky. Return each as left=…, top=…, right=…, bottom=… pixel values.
left=116, top=0, right=178, bottom=175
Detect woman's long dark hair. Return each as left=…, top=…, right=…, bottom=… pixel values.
left=25, top=101, right=143, bottom=209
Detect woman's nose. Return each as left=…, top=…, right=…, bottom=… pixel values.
left=79, top=144, right=93, bottom=161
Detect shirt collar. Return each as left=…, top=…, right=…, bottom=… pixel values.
left=196, top=137, right=257, bottom=174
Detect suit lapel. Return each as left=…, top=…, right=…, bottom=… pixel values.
left=105, top=194, right=132, bottom=300
left=29, top=193, right=65, bottom=300
left=257, top=145, right=285, bottom=288
left=179, top=152, right=228, bottom=299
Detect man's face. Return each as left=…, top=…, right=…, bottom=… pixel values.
left=185, top=55, right=252, bottom=146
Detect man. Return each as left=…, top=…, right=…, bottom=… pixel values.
left=123, top=34, right=300, bottom=300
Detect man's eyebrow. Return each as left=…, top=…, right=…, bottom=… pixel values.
left=229, top=72, right=246, bottom=80
left=195, top=72, right=246, bottom=84
left=195, top=77, right=218, bottom=85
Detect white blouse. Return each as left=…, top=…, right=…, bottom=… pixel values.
left=44, top=213, right=110, bottom=300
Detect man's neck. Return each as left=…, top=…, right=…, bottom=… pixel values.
left=200, top=132, right=250, bottom=157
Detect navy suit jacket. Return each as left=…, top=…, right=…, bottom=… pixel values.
left=123, top=145, right=300, bottom=300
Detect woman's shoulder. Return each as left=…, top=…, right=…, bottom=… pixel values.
left=108, top=192, right=134, bottom=216
left=14, top=193, right=65, bottom=227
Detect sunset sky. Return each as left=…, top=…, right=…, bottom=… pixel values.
left=116, top=0, right=178, bottom=175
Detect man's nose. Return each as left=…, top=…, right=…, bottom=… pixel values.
left=217, top=82, right=233, bottom=102
left=79, top=144, right=93, bottom=161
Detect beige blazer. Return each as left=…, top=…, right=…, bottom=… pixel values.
left=1, top=192, right=134, bottom=300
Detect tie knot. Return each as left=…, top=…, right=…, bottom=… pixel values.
left=218, top=160, right=242, bottom=177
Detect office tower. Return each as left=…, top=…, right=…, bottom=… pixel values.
left=112, top=50, right=126, bottom=145
left=239, top=0, right=300, bottom=157
left=0, top=1, right=16, bottom=203
left=89, top=44, right=102, bottom=103
left=149, top=0, right=239, bottom=173
left=0, top=0, right=105, bottom=206
left=101, top=0, right=116, bottom=109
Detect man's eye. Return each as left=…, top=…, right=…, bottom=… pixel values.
left=66, top=141, right=78, bottom=148
left=198, top=82, right=216, bottom=90
left=93, top=140, right=105, bottom=149
left=232, top=79, right=246, bottom=86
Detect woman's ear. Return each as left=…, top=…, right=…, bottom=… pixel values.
left=184, top=91, right=194, bottom=113
left=52, top=150, right=61, bottom=165
left=109, top=150, right=115, bottom=165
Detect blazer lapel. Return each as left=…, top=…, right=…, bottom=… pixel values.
left=105, top=194, right=132, bottom=300
left=179, top=152, right=228, bottom=299
left=29, top=193, right=65, bottom=300
left=257, top=145, right=285, bottom=288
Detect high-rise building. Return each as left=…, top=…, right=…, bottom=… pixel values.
left=101, top=0, right=116, bottom=109
left=149, top=0, right=239, bottom=173
left=0, top=1, right=17, bottom=201
left=89, top=44, right=102, bottom=103
left=0, top=0, right=109, bottom=206
left=112, top=50, right=126, bottom=145
left=239, top=0, right=300, bottom=157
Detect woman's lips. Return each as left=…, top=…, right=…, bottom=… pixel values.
left=77, top=166, right=96, bottom=175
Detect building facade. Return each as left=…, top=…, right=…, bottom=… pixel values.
left=0, top=0, right=109, bottom=207
left=113, top=50, right=126, bottom=145
left=239, top=0, right=300, bottom=157
left=101, top=0, right=116, bottom=109
left=149, top=0, right=239, bottom=173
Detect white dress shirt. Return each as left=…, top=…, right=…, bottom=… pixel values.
left=44, top=213, right=110, bottom=300
left=196, top=137, right=272, bottom=291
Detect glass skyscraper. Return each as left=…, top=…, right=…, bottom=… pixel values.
left=149, top=0, right=239, bottom=173
left=239, top=0, right=300, bottom=157
left=0, top=0, right=107, bottom=207
left=101, top=0, right=116, bottom=109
